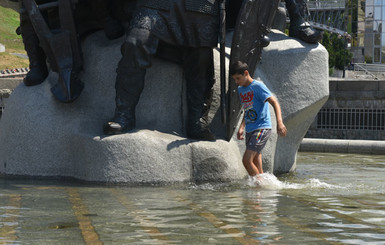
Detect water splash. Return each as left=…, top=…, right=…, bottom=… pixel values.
left=188, top=173, right=345, bottom=192
left=247, top=173, right=344, bottom=190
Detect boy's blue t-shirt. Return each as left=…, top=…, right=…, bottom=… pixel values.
left=238, top=80, right=272, bottom=132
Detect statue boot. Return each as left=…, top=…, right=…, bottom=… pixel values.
left=186, top=88, right=216, bottom=141
left=184, top=47, right=216, bottom=141
left=20, top=20, right=48, bottom=86
left=285, top=0, right=322, bottom=43
left=103, top=70, right=145, bottom=135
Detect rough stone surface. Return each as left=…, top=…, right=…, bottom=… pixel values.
left=0, top=78, right=23, bottom=90
left=0, top=31, right=246, bottom=183
left=0, top=29, right=328, bottom=183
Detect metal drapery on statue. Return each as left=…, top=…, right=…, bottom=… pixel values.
left=17, top=0, right=123, bottom=102
left=103, top=0, right=219, bottom=141
left=20, top=0, right=84, bottom=103
left=227, top=0, right=281, bottom=140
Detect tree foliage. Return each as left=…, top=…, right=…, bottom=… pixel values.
left=321, top=32, right=353, bottom=72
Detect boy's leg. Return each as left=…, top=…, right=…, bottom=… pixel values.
left=253, top=153, right=263, bottom=174
left=242, top=149, right=261, bottom=176
left=244, top=129, right=271, bottom=176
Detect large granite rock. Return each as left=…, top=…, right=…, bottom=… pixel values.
left=0, top=31, right=246, bottom=183
left=0, top=29, right=328, bottom=183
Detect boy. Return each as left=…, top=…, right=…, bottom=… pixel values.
left=229, top=61, right=287, bottom=177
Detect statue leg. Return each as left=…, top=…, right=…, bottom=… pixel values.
left=183, top=47, right=216, bottom=141
left=87, top=0, right=124, bottom=40
left=285, top=0, right=322, bottom=43
left=226, top=0, right=243, bottom=30
left=21, top=0, right=84, bottom=102
left=103, top=27, right=158, bottom=135
left=19, top=1, right=48, bottom=86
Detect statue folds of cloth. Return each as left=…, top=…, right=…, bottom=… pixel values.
left=103, top=0, right=220, bottom=141
left=16, top=0, right=123, bottom=102
left=103, top=0, right=322, bottom=140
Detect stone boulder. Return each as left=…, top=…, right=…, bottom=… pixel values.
left=0, top=29, right=328, bottom=183
left=0, top=31, right=246, bottom=183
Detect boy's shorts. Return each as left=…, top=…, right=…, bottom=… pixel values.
left=245, top=129, right=272, bottom=153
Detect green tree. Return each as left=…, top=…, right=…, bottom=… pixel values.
left=321, top=31, right=353, bottom=74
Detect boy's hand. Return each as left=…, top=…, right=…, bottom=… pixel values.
left=277, top=123, right=287, bottom=137
left=238, top=118, right=246, bottom=140
left=237, top=127, right=245, bottom=140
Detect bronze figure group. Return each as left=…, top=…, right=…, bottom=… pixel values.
left=15, top=0, right=322, bottom=140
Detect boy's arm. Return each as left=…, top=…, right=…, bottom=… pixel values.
left=267, top=96, right=287, bottom=137
left=237, top=117, right=246, bottom=140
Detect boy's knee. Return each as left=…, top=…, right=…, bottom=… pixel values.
left=242, top=154, right=253, bottom=165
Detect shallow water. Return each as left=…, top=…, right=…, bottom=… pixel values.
left=1, top=152, right=385, bottom=244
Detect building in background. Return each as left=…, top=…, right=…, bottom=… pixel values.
left=304, top=0, right=385, bottom=140
left=345, top=0, right=385, bottom=64
left=363, top=0, right=385, bottom=63
left=307, top=0, right=385, bottom=64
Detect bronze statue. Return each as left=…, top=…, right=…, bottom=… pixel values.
left=15, top=0, right=321, bottom=140
left=227, top=0, right=322, bottom=43
left=19, top=0, right=84, bottom=103
left=17, top=0, right=50, bottom=87
left=17, top=0, right=123, bottom=102
left=103, top=0, right=220, bottom=141
left=285, top=0, right=322, bottom=44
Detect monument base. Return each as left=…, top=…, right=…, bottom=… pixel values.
left=0, top=29, right=328, bottom=183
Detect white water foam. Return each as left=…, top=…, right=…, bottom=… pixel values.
left=246, top=173, right=344, bottom=190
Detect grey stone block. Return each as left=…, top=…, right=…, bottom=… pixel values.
left=348, top=140, right=373, bottom=155
left=0, top=29, right=328, bottom=182
left=324, top=139, right=349, bottom=153
left=329, top=80, right=338, bottom=91
left=379, top=81, right=385, bottom=91
left=337, top=80, right=378, bottom=91
left=0, top=78, right=23, bottom=90
left=300, top=138, right=385, bottom=155
left=299, top=138, right=326, bottom=152
left=0, top=31, right=246, bottom=183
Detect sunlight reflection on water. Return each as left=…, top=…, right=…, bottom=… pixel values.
left=0, top=152, right=384, bottom=244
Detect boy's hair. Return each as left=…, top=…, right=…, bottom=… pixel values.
left=229, top=61, right=249, bottom=76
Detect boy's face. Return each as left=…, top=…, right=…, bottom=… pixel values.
left=232, top=71, right=249, bottom=86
